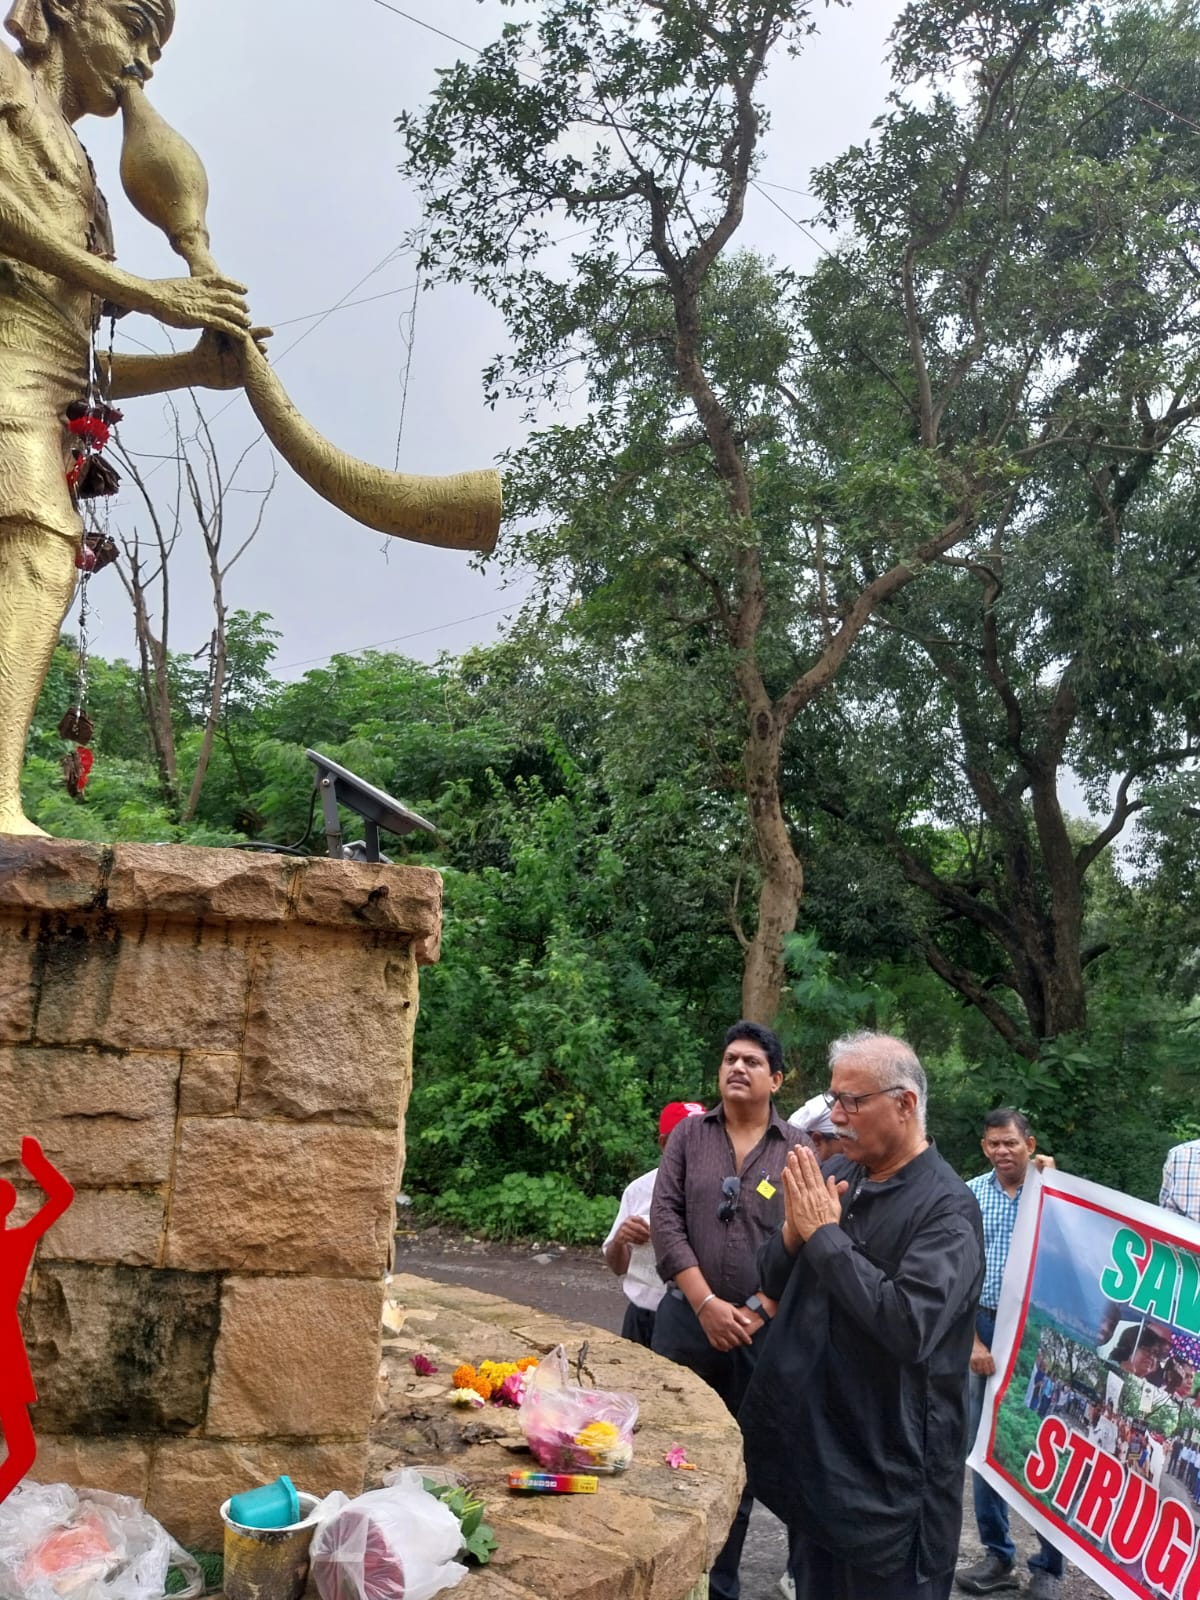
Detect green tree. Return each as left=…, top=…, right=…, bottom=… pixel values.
left=408, top=761, right=711, bottom=1239
left=804, top=0, right=1200, bottom=1056
left=398, top=0, right=1200, bottom=1029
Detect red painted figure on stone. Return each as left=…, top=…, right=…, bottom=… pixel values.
left=0, top=1137, right=74, bottom=1505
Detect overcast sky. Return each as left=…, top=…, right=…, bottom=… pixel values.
left=36, top=0, right=904, bottom=679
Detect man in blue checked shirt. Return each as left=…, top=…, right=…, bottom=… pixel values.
left=1160, top=1136, right=1200, bottom=1222
left=956, top=1109, right=1062, bottom=1598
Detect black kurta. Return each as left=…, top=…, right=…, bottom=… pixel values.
left=741, top=1141, right=984, bottom=1581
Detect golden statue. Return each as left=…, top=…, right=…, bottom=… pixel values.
left=0, top=0, right=502, bottom=836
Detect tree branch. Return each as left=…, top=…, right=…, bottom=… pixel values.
left=1075, top=747, right=1200, bottom=876
left=921, top=936, right=1038, bottom=1059
left=774, top=506, right=977, bottom=729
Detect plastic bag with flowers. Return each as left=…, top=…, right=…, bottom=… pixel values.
left=518, top=1345, right=637, bottom=1473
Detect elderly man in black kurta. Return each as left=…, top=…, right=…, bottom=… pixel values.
left=741, top=1031, right=984, bottom=1600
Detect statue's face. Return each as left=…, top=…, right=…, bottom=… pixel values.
left=57, top=0, right=174, bottom=118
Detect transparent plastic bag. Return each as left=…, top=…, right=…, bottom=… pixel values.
left=0, top=1480, right=203, bottom=1600
left=518, top=1343, right=638, bottom=1473
left=309, top=1472, right=467, bottom=1600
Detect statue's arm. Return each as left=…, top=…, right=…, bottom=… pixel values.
left=0, top=172, right=250, bottom=338
left=19, top=1136, right=74, bottom=1236
left=101, top=348, right=208, bottom=400
left=102, top=329, right=270, bottom=401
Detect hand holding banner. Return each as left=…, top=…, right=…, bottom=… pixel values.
left=971, top=1168, right=1200, bottom=1599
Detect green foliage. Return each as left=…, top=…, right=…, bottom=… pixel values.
left=992, top=1319, right=1046, bottom=1505
left=776, top=929, right=882, bottom=1094
left=21, top=751, right=239, bottom=846
left=409, top=767, right=711, bottom=1236
left=15, top=0, right=1200, bottom=1235
left=424, top=1171, right=615, bottom=1247
left=421, top=1479, right=497, bottom=1565
left=20, top=599, right=1199, bottom=1225
left=398, top=0, right=1200, bottom=1038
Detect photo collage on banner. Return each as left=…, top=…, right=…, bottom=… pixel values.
left=971, top=1169, right=1200, bottom=1600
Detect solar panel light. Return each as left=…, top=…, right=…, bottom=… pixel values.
left=305, top=748, right=436, bottom=863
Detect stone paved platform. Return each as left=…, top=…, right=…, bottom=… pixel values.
left=361, top=1273, right=744, bottom=1600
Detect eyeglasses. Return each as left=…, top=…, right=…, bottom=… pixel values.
left=717, top=1175, right=741, bottom=1223
left=822, top=1086, right=905, bottom=1115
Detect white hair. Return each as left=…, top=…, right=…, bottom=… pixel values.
left=829, top=1030, right=927, bottom=1128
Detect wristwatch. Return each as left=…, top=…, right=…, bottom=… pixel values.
left=745, top=1294, right=771, bottom=1318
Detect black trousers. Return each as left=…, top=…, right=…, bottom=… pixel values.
left=789, top=1532, right=953, bottom=1600
left=651, top=1288, right=761, bottom=1413
left=620, top=1301, right=656, bottom=1348
left=652, top=1290, right=764, bottom=1600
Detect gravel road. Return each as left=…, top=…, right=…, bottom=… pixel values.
left=393, top=1227, right=1108, bottom=1599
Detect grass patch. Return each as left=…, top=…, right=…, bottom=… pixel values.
left=166, top=1549, right=224, bottom=1595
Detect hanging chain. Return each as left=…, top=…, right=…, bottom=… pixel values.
left=75, top=567, right=90, bottom=716
left=58, top=313, right=121, bottom=793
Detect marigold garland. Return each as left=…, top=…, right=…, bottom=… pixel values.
left=447, top=1356, right=538, bottom=1406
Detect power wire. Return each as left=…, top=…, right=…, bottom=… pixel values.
left=274, top=595, right=533, bottom=673
left=366, top=0, right=542, bottom=82
left=394, top=249, right=423, bottom=470
left=755, top=178, right=817, bottom=199
left=1115, top=81, right=1200, bottom=135
left=271, top=282, right=418, bottom=330
left=366, top=0, right=487, bottom=57
left=227, top=242, right=415, bottom=407
left=750, top=179, right=837, bottom=262
left=128, top=242, right=418, bottom=484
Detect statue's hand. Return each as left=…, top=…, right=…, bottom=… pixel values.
left=133, top=273, right=252, bottom=336
left=191, top=326, right=274, bottom=390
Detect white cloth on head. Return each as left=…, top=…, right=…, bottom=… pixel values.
left=788, top=1094, right=838, bottom=1138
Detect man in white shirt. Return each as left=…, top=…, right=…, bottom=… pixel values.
left=603, top=1100, right=704, bottom=1345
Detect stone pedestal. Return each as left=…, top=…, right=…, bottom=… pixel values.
left=370, top=1275, right=745, bottom=1600
left=0, top=839, right=441, bottom=1548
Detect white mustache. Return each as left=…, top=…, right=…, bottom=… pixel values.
left=832, top=1126, right=858, bottom=1143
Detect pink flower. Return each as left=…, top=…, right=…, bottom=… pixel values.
left=411, top=1353, right=439, bottom=1375
left=664, top=1445, right=691, bottom=1469
left=498, top=1371, right=527, bottom=1407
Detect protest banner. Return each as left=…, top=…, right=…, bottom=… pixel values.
left=970, top=1167, right=1200, bottom=1599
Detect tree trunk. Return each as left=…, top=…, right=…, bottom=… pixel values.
left=1025, top=751, right=1089, bottom=1038
left=181, top=614, right=225, bottom=824
left=740, top=711, right=804, bottom=1024
left=129, top=578, right=179, bottom=815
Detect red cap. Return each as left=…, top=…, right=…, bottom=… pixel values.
left=659, top=1101, right=705, bottom=1140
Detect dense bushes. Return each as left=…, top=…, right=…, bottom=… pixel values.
left=25, top=631, right=1198, bottom=1239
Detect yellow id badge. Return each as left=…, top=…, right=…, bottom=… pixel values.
left=756, top=1178, right=777, bottom=1200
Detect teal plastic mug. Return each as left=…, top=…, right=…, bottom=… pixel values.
left=227, top=1475, right=301, bottom=1530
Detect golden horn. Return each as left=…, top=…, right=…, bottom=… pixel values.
left=117, top=83, right=501, bottom=552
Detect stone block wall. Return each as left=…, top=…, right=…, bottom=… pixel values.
left=0, top=839, right=441, bottom=1548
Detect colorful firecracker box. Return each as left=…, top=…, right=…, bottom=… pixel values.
left=507, top=1472, right=598, bottom=1494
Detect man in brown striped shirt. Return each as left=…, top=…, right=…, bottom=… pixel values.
left=650, top=1020, right=810, bottom=1600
